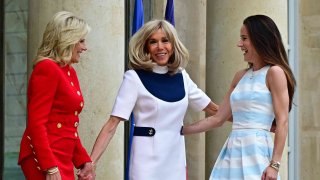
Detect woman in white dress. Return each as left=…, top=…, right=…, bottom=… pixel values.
left=89, top=20, right=218, bottom=180
left=182, top=15, right=296, bottom=180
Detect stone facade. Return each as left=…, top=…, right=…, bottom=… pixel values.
left=299, top=0, right=320, bottom=179
left=4, top=0, right=28, bottom=179
left=2, top=0, right=320, bottom=180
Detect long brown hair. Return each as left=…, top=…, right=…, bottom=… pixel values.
left=243, top=15, right=296, bottom=111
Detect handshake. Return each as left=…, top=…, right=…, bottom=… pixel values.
left=77, top=162, right=96, bottom=180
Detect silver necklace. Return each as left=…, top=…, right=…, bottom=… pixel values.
left=250, top=69, right=254, bottom=79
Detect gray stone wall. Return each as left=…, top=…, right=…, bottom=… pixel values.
left=299, top=0, right=320, bottom=179
left=4, top=0, right=28, bottom=178
left=3, top=1, right=320, bottom=180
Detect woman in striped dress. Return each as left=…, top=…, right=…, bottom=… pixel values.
left=182, top=15, right=296, bottom=180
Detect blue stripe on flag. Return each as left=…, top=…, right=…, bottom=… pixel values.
left=165, top=0, right=175, bottom=26
left=125, top=113, right=135, bottom=180
left=132, top=0, right=144, bottom=35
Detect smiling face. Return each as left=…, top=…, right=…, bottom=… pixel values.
left=237, top=25, right=259, bottom=64
left=71, top=38, right=87, bottom=63
left=146, top=28, right=173, bottom=66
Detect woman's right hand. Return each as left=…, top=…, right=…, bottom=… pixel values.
left=46, top=171, right=62, bottom=180
left=77, top=162, right=96, bottom=180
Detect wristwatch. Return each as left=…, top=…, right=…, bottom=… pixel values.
left=269, top=160, right=280, bottom=171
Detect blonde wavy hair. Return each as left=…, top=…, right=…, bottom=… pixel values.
left=128, top=19, right=189, bottom=74
left=34, top=11, right=91, bottom=65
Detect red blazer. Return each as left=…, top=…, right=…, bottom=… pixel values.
left=18, top=59, right=91, bottom=171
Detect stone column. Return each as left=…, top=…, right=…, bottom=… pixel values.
left=206, top=0, right=288, bottom=179
left=152, top=0, right=166, bottom=19
left=28, top=1, right=125, bottom=179
left=176, top=0, right=207, bottom=179
left=299, top=0, right=320, bottom=179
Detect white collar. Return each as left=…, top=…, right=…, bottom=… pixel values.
left=152, top=64, right=168, bottom=74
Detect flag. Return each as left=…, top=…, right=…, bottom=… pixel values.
left=126, top=1, right=144, bottom=180
left=165, top=0, right=175, bottom=26
left=132, top=0, right=144, bottom=35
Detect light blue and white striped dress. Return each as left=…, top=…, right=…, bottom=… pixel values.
left=210, top=65, right=280, bottom=180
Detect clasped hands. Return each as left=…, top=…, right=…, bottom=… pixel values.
left=77, top=162, right=96, bottom=180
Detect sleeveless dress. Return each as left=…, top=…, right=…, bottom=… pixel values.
left=210, top=65, right=280, bottom=180
left=112, top=65, right=211, bottom=180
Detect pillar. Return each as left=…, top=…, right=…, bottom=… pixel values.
left=299, top=0, right=320, bottom=179
left=176, top=0, right=207, bottom=179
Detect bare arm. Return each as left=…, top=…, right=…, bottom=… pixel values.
left=262, top=66, right=290, bottom=179
left=203, top=100, right=233, bottom=123
left=183, top=70, right=246, bottom=135
left=182, top=88, right=231, bottom=135
left=90, top=116, right=122, bottom=165
left=268, top=66, right=289, bottom=162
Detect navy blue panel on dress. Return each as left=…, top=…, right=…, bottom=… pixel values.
left=135, top=70, right=185, bottom=102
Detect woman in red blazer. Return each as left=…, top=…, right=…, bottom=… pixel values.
left=18, top=11, right=95, bottom=180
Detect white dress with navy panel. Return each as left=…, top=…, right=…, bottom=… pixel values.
left=112, top=65, right=211, bottom=180
left=210, top=65, right=280, bottom=180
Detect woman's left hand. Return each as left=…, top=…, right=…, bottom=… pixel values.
left=261, top=166, right=278, bottom=180
left=77, top=162, right=95, bottom=180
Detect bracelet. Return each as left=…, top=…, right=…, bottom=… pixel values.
left=47, top=167, right=59, bottom=175
left=269, top=160, right=280, bottom=171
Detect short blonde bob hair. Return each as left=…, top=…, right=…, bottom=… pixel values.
left=128, top=19, right=189, bottom=74
left=34, top=11, right=91, bottom=65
